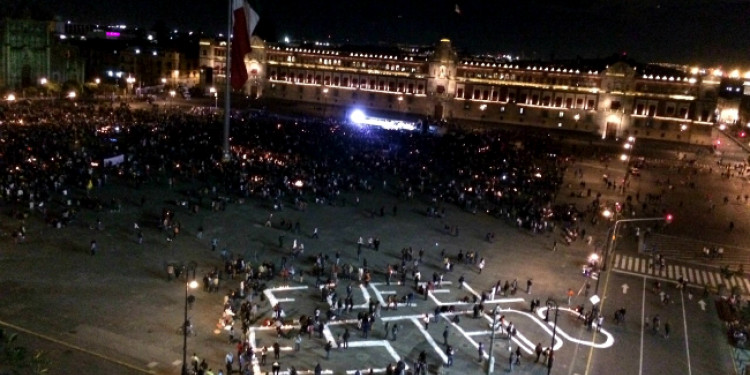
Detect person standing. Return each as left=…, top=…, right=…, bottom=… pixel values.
left=294, top=334, right=302, bottom=351
left=342, top=328, right=350, bottom=348
left=325, top=340, right=333, bottom=359
left=273, top=342, right=280, bottom=359
left=478, top=258, right=485, bottom=274
left=271, top=361, right=280, bottom=375
left=442, top=326, right=449, bottom=346
left=260, top=346, right=267, bottom=365
left=509, top=350, right=516, bottom=371
left=314, top=363, right=322, bottom=375
left=90, top=240, right=97, bottom=255
left=225, top=352, right=234, bottom=375
left=535, top=343, right=543, bottom=362
left=567, top=288, right=574, bottom=305
left=477, top=342, right=485, bottom=362
left=391, top=323, right=399, bottom=341
left=445, top=345, right=454, bottom=367
left=664, top=321, right=671, bottom=339
left=526, top=279, right=533, bottom=294
left=423, top=314, right=430, bottom=330
left=515, top=346, right=522, bottom=365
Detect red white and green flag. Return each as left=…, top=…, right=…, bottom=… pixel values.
left=231, top=0, right=259, bottom=90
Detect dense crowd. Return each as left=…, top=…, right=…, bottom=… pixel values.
left=0, top=100, right=568, bottom=236
left=0, top=99, right=571, bottom=374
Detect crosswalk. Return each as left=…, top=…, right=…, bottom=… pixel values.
left=643, top=234, right=750, bottom=267
left=614, top=254, right=750, bottom=294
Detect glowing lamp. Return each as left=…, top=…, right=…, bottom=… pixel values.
left=350, top=109, right=366, bottom=124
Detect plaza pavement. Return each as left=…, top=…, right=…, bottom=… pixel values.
left=0, top=119, right=747, bottom=375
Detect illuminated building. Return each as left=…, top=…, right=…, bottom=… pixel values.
left=261, top=39, right=721, bottom=144
left=1, top=17, right=85, bottom=91
left=198, top=37, right=741, bottom=145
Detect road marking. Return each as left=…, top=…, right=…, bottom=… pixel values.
left=681, top=291, right=693, bottom=375
left=0, top=319, right=154, bottom=374
left=533, top=308, right=612, bottom=349
left=410, top=317, right=448, bottom=363
left=263, top=285, right=308, bottom=307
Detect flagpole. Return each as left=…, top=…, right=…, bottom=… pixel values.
left=223, top=0, right=232, bottom=162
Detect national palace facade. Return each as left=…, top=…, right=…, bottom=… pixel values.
left=200, top=37, right=750, bottom=145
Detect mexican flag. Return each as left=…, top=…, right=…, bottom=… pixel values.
left=231, top=0, right=259, bottom=90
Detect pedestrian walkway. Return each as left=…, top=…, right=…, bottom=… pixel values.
left=643, top=234, right=750, bottom=269
left=613, top=254, right=750, bottom=294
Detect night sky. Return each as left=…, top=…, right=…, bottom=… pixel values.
left=31, top=0, right=750, bottom=66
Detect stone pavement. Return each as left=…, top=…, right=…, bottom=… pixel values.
left=0, top=130, right=746, bottom=375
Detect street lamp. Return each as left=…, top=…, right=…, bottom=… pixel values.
left=67, top=91, right=76, bottom=99
left=322, top=88, right=329, bottom=117
left=595, top=216, right=670, bottom=297
left=209, top=87, right=217, bottom=109
left=126, top=76, right=136, bottom=101
left=545, top=299, right=559, bottom=375
left=181, top=265, right=198, bottom=375
left=6, top=93, right=15, bottom=102
left=487, top=306, right=499, bottom=374
left=169, top=90, right=176, bottom=109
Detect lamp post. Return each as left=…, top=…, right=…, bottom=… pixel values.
left=210, top=87, right=218, bottom=109
left=39, top=78, right=47, bottom=98
left=126, top=76, right=136, bottom=101
left=487, top=306, right=499, bottom=374
left=595, top=216, right=669, bottom=297
left=181, top=263, right=198, bottom=375
left=322, top=88, right=329, bottom=117
left=622, top=136, right=636, bottom=184
left=170, top=90, right=176, bottom=110
left=546, top=299, right=559, bottom=375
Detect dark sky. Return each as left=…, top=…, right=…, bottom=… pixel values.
left=36, top=0, right=750, bottom=66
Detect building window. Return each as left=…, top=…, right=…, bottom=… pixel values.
left=611, top=100, right=622, bottom=110
left=519, top=107, right=524, bottom=115
left=558, top=111, right=564, bottom=118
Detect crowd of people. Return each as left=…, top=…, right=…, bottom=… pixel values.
left=1, top=99, right=577, bottom=374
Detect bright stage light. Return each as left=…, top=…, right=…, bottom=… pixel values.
left=350, top=109, right=366, bottom=124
